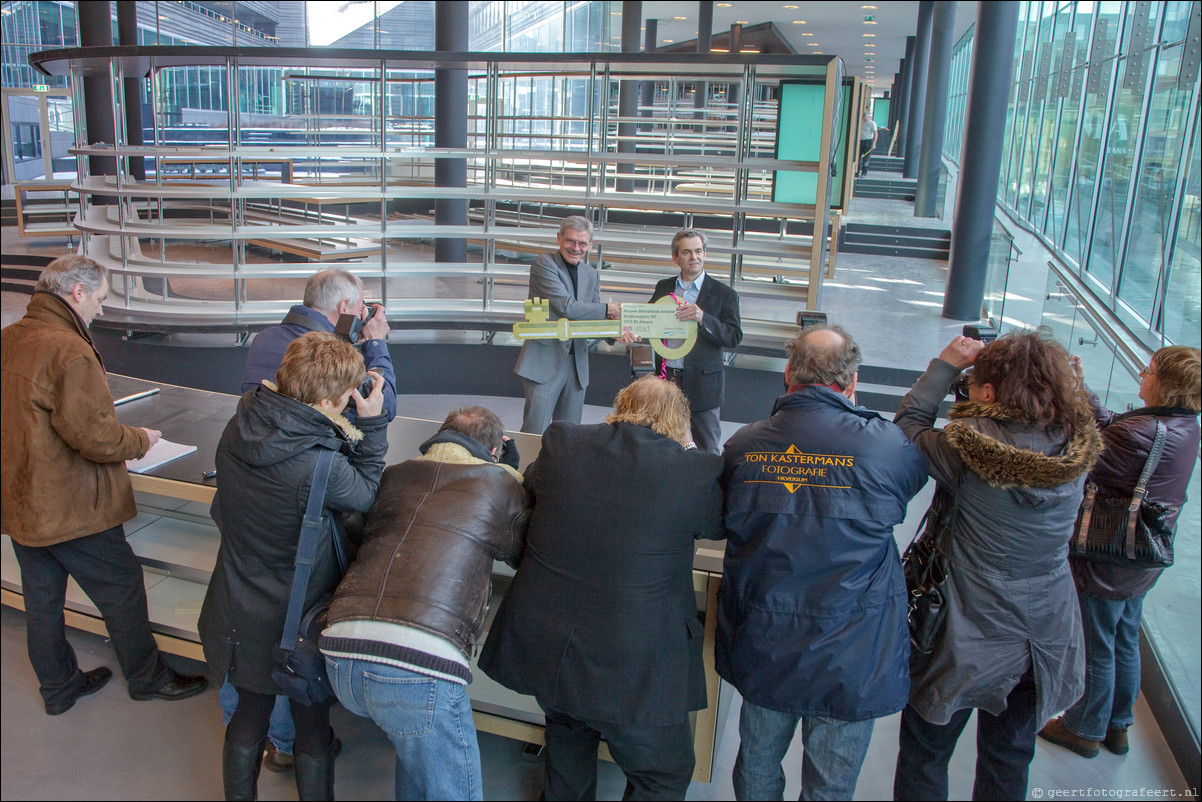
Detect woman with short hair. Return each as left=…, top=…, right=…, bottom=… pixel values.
left=200, top=331, right=388, bottom=801
left=1039, top=346, right=1200, bottom=758
left=891, top=330, right=1103, bottom=801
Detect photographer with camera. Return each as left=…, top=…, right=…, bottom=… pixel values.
left=242, top=269, right=396, bottom=423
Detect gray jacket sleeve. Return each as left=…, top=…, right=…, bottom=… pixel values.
left=893, top=358, right=966, bottom=487
left=530, top=253, right=606, bottom=321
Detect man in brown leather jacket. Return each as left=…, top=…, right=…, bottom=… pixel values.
left=0, top=255, right=207, bottom=716
left=320, top=405, right=531, bottom=800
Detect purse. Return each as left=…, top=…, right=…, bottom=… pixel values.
left=902, top=485, right=960, bottom=655
left=271, top=448, right=344, bottom=706
left=1071, top=420, right=1176, bottom=569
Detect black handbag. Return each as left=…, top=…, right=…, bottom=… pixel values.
left=902, top=485, right=960, bottom=655
left=1071, top=420, right=1176, bottom=569
left=271, top=448, right=344, bottom=706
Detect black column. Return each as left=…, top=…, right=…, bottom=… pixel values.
left=640, top=19, right=658, bottom=131
left=694, top=1, right=713, bottom=123
left=435, top=1, right=468, bottom=264
left=915, top=1, right=956, bottom=217
left=617, top=1, right=642, bottom=192
left=728, top=23, right=743, bottom=124
left=943, top=2, right=1019, bottom=321
left=77, top=1, right=116, bottom=185
left=896, top=37, right=914, bottom=157
left=903, top=0, right=934, bottom=178
left=115, top=1, right=144, bottom=180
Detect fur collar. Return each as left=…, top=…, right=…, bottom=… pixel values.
left=262, top=380, right=363, bottom=442
left=420, top=441, right=524, bottom=483
left=944, top=401, right=1102, bottom=489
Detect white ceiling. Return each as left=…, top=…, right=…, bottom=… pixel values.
left=639, top=1, right=979, bottom=92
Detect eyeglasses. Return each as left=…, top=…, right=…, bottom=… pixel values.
left=1139, top=366, right=1157, bottom=378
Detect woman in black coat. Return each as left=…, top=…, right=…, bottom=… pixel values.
left=1040, top=346, right=1200, bottom=758
left=199, top=332, right=388, bottom=801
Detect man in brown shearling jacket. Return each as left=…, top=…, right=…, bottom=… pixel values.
left=1, top=255, right=207, bottom=716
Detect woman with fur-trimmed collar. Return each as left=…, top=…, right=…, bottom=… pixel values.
left=890, top=330, right=1102, bottom=801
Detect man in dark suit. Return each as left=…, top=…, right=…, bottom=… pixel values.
left=479, top=376, right=724, bottom=800
left=649, top=229, right=742, bottom=454
left=515, top=216, right=620, bottom=434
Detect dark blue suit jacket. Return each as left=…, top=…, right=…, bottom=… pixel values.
left=649, top=274, right=742, bottom=412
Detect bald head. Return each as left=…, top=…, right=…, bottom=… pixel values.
left=785, top=324, right=861, bottom=391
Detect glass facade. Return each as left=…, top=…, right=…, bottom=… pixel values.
left=943, top=0, right=1201, bottom=742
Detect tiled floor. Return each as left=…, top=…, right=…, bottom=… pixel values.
left=1, top=191, right=1195, bottom=800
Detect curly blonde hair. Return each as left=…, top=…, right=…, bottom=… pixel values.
left=607, top=376, right=692, bottom=445
left=275, top=332, right=364, bottom=405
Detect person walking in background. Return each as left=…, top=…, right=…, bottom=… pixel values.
left=1039, top=346, right=1200, bottom=758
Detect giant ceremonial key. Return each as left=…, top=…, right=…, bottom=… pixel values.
left=512, top=295, right=698, bottom=359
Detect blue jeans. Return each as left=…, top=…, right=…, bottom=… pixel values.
left=733, top=700, right=875, bottom=801
left=219, top=678, right=295, bottom=754
left=325, top=656, right=482, bottom=801
left=1061, top=594, right=1143, bottom=741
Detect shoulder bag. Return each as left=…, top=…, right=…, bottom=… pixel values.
left=902, top=482, right=961, bottom=655
left=1071, top=420, right=1176, bottom=569
left=271, top=448, right=348, bottom=705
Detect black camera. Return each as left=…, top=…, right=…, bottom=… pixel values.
left=334, top=303, right=378, bottom=344
left=950, top=325, right=997, bottom=401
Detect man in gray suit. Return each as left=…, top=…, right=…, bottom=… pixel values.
left=515, top=216, right=619, bottom=434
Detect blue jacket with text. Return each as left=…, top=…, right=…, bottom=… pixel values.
left=717, top=387, right=928, bottom=720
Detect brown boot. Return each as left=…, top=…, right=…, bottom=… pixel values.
left=1104, top=727, right=1129, bottom=755
left=1038, top=717, right=1101, bottom=758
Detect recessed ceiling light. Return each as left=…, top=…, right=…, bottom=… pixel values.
left=674, top=16, right=687, bottom=20
left=736, top=20, right=749, bottom=25
left=716, top=3, right=731, bottom=7
left=806, top=42, right=820, bottom=46
left=862, top=33, right=876, bottom=37
left=663, top=39, right=674, bottom=43
left=783, top=3, right=799, bottom=7
left=861, top=4, right=878, bottom=8
left=865, top=43, right=876, bottom=47
left=801, top=32, right=814, bottom=36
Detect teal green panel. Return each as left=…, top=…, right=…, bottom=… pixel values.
left=773, top=82, right=826, bottom=205
left=873, top=99, right=890, bottom=129
left=830, top=84, right=851, bottom=208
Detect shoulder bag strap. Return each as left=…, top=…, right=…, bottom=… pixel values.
left=278, top=448, right=337, bottom=653
left=1125, top=420, right=1167, bottom=560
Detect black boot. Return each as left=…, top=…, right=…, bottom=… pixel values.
left=223, top=737, right=265, bottom=801
left=295, top=737, right=339, bottom=801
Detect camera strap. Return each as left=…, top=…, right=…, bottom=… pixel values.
left=281, top=309, right=328, bottom=332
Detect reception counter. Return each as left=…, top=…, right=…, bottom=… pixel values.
left=0, top=375, right=730, bottom=782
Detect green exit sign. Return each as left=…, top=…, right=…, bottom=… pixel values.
left=33, top=84, right=50, bottom=92
left=468, top=93, right=479, bottom=100
left=864, top=15, right=875, bottom=22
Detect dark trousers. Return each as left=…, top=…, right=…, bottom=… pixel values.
left=893, top=668, right=1037, bottom=801
left=226, top=686, right=333, bottom=757
left=541, top=707, right=695, bottom=801
left=858, top=140, right=874, bottom=175
left=11, top=524, right=173, bottom=707
left=665, top=369, right=723, bottom=454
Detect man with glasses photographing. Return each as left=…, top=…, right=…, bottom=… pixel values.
left=242, top=268, right=397, bottom=423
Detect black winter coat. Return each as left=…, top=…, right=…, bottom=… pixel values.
left=1071, top=394, right=1200, bottom=600
left=199, top=385, right=388, bottom=695
left=478, top=421, right=724, bottom=726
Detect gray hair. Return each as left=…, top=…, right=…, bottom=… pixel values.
left=35, top=255, right=107, bottom=296
left=303, top=269, right=363, bottom=316
left=785, top=324, right=862, bottom=389
left=558, top=216, right=593, bottom=238
left=439, top=405, right=506, bottom=454
left=671, top=229, right=709, bottom=256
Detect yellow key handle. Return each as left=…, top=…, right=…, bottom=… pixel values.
left=512, top=296, right=698, bottom=359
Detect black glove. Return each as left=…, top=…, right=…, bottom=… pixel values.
left=499, top=437, right=520, bottom=469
